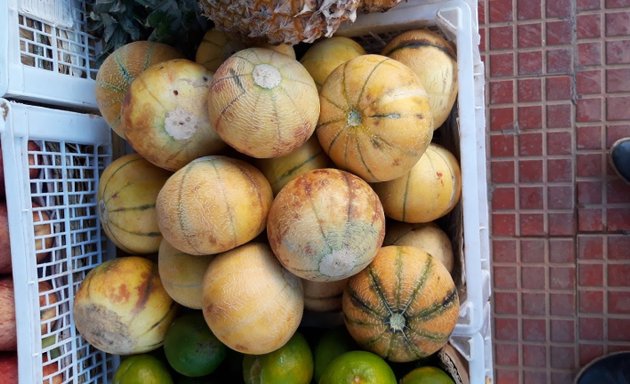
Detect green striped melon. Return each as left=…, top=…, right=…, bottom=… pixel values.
left=156, top=155, right=273, bottom=255
left=372, top=143, right=462, bottom=223
left=158, top=239, right=214, bottom=309
left=95, top=41, right=183, bottom=138
left=382, top=29, right=458, bottom=130
left=267, top=168, right=385, bottom=282
left=98, top=153, right=171, bottom=254
left=316, top=54, right=434, bottom=182
left=256, top=136, right=330, bottom=195
left=73, top=256, right=177, bottom=354
left=342, top=245, right=459, bottom=362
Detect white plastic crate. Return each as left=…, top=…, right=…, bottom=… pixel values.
left=0, top=99, right=116, bottom=383
left=338, top=0, right=489, bottom=338
left=0, top=0, right=100, bottom=110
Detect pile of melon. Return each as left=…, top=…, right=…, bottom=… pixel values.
left=76, top=26, right=465, bottom=382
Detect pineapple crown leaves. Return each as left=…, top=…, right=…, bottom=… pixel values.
left=88, top=0, right=210, bottom=65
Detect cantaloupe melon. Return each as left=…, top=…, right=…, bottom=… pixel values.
left=98, top=153, right=172, bottom=254
left=384, top=221, right=454, bottom=273
left=156, top=155, right=273, bottom=255
left=208, top=48, right=319, bottom=158
left=267, top=168, right=385, bottom=282
left=73, top=256, right=177, bottom=355
left=303, top=279, right=348, bottom=312
left=316, top=54, right=433, bottom=182
left=372, top=143, right=462, bottom=223
left=256, top=136, right=330, bottom=195
left=300, top=36, right=366, bottom=91
left=343, top=246, right=459, bottom=362
left=196, top=30, right=295, bottom=73
left=122, top=59, right=225, bottom=171
left=95, top=41, right=183, bottom=138
left=202, top=242, right=303, bottom=355
left=0, top=277, right=16, bottom=351
left=158, top=239, right=213, bottom=309
left=382, top=29, right=458, bottom=130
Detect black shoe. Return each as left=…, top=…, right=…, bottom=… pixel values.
left=574, top=351, right=630, bottom=384
left=610, top=138, right=630, bottom=184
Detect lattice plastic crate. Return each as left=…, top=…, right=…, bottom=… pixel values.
left=0, top=99, right=116, bottom=383
left=0, top=0, right=100, bottom=110
left=338, top=0, right=489, bottom=337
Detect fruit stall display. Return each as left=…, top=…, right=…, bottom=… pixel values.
left=0, top=0, right=492, bottom=383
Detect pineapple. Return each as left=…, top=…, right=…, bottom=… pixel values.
left=198, top=0, right=363, bottom=45
left=359, top=0, right=404, bottom=12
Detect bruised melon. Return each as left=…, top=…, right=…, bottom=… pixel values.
left=158, top=239, right=214, bottom=310
left=316, top=54, right=433, bottom=182
left=373, top=144, right=462, bottom=223
left=267, top=168, right=385, bottom=282
left=122, top=59, right=225, bottom=171
left=73, top=257, right=177, bottom=355
left=98, top=154, right=171, bottom=254
left=156, top=156, right=273, bottom=255
left=342, top=246, right=459, bottom=362
left=208, top=48, right=319, bottom=158
left=202, top=242, right=303, bottom=355
left=95, top=41, right=182, bottom=138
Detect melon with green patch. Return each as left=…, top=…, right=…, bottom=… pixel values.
left=95, top=41, right=183, bottom=138
left=267, top=168, right=385, bottom=282
left=73, top=256, right=178, bottom=355
left=342, top=246, right=459, bottom=362
left=98, top=153, right=171, bottom=254
left=122, top=59, right=225, bottom=171
left=156, top=155, right=273, bottom=255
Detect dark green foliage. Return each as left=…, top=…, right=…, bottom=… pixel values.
left=88, top=0, right=210, bottom=65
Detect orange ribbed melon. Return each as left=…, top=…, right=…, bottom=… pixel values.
left=316, top=54, right=433, bottom=182
left=158, top=239, right=214, bottom=309
left=122, top=59, right=225, bottom=171
left=156, top=155, right=273, bottom=255
left=208, top=48, right=319, bottom=158
left=98, top=154, right=171, bottom=254
left=256, top=136, right=330, bottom=195
left=202, top=242, right=303, bottom=355
left=267, top=168, right=385, bottom=282
left=342, top=246, right=459, bottom=362
left=300, top=36, right=366, bottom=91
left=372, top=144, right=462, bottom=223
left=382, top=29, right=458, bottom=130
left=95, top=41, right=182, bottom=138
left=73, top=257, right=177, bottom=355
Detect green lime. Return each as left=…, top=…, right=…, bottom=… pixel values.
left=113, top=354, right=174, bottom=384
left=313, top=327, right=356, bottom=382
left=318, top=350, right=397, bottom=384
left=400, top=366, right=455, bottom=384
left=163, top=312, right=227, bottom=377
left=243, top=332, right=313, bottom=384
